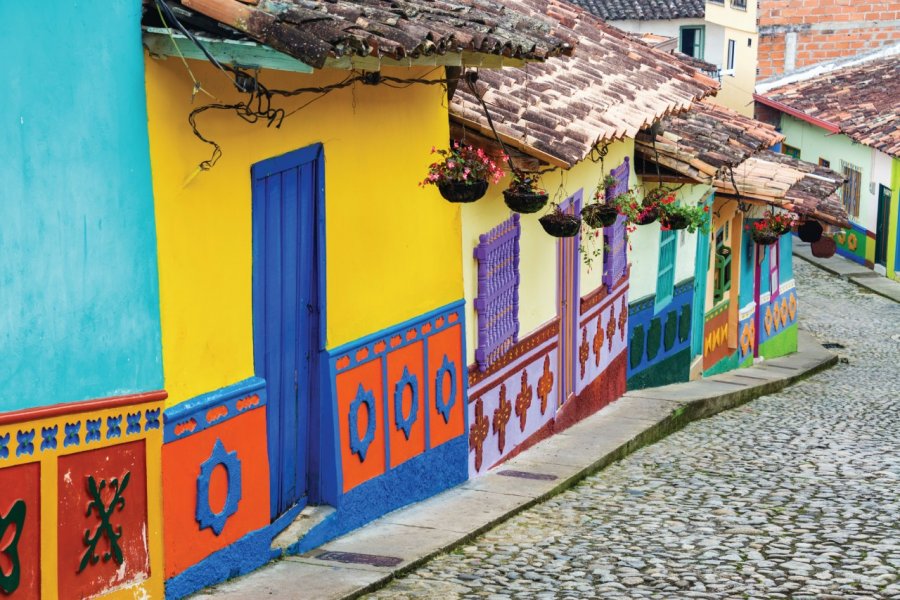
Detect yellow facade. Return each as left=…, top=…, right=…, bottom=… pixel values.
left=145, top=57, right=461, bottom=405
left=461, top=139, right=634, bottom=364
left=706, top=0, right=759, bottom=116
left=0, top=401, right=165, bottom=599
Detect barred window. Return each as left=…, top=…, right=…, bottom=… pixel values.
left=656, top=230, right=677, bottom=308
left=473, top=214, right=521, bottom=371
left=841, top=161, right=862, bottom=219
left=603, top=157, right=630, bottom=289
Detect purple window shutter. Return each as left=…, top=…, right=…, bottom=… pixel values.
left=474, top=214, right=521, bottom=372
left=603, top=158, right=630, bottom=289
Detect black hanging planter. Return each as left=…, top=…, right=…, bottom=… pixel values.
left=661, top=213, right=689, bottom=230
left=797, top=220, right=823, bottom=243
left=539, top=213, right=582, bottom=238
left=751, top=229, right=779, bottom=245
left=503, top=188, right=549, bottom=213
left=582, top=204, right=619, bottom=228
left=437, top=179, right=489, bottom=203
left=635, top=206, right=659, bottom=226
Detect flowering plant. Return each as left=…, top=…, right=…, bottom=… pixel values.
left=507, top=173, right=547, bottom=195
left=659, top=202, right=709, bottom=233
left=420, top=142, right=505, bottom=187
left=750, top=211, right=796, bottom=235
left=608, top=189, right=661, bottom=225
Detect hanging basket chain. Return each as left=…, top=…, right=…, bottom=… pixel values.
left=464, top=71, right=522, bottom=180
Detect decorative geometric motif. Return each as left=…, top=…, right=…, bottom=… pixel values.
left=618, top=297, right=628, bottom=340
left=64, top=422, right=81, bottom=447
left=593, top=312, right=604, bottom=367
left=764, top=306, right=774, bottom=335
left=145, top=408, right=161, bottom=430
left=348, top=384, right=377, bottom=462
left=537, top=355, right=554, bottom=415
left=0, top=500, right=25, bottom=594
left=772, top=302, right=782, bottom=332
left=780, top=297, right=789, bottom=327
left=514, top=370, right=533, bottom=432
left=126, top=412, right=142, bottom=435
left=40, top=426, right=58, bottom=451
left=0, top=433, right=9, bottom=459
left=85, top=419, right=102, bottom=443
left=434, top=355, right=458, bottom=425
left=15, top=430, right=34, bottom=457
left=492, top=384, right=511, bottom=453
left=393, top=366, right=419, bottom=440
left=196, top=439, right=243, bottom=536
left=606, top=305, right=617, bottom=351
left=578, top=327, right=589, bottom=378
left=469, top=399, right=489, bottom=471
left=106, top=415, right=122, bottom=439
left=79, top=472, right=131, bottom=573
left=788, top=293, right=797, bottom=320
left=740, top=321, right=755, bottom=356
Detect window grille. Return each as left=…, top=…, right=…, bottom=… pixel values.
left=603, top=158, right=630, bottom=289
left=474, top=214, right=521, bottom=371
left=656, top=230, right=677, bottom=308
left=841, top=161, right=862, bottom=219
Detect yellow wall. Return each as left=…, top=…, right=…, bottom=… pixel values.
left=145, top=57, right=460, bottom=405
left=461, top=140, right=633, bottom=364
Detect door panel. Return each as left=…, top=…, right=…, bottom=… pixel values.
left=556, top=193, right=581, bottom=403
left=876, top=185, right=891, bottom=267
left=252, top=145, right=322, bottom=519
left=691, top=195, right=712, bottom=359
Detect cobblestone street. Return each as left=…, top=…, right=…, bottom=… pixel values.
left=366, top=260, right=900, bottom=600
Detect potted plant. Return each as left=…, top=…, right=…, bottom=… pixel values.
left=420, top=142, right=504, bottom=203
left=582, top=177, right=621, bottom=228
left=539, top=203, right=582, bottom=238
left=659, top=202, right=709, bottom=232
left=503, top=175, right=549, bottom=213
left=607, top=189, right=659, bottom=226
left=750, top=211, right=795, bottom=245
left=797, top=219, right=823, bottom=243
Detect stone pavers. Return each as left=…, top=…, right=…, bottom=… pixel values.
left=365, top=259, right=900, bottom=599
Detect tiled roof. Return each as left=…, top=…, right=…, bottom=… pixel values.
left=760, top=55, right=900, bottom=158
left=635, top=100, right=785, bottom=182
left=636, top=101, right=849, bottom=227
left=450, top=0, right=719, bottom=167
left=566, top=0, right=705, bottom=21
left=715, top=151, right=850, bottom=228
left=172, top=0, right=573, bottom=69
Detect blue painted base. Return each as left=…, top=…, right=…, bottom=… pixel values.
left=835, top=245, right=868, bottom=266
left=165, top=504, right=303, bottom=600
left=290, top=435, right=468, bottom=554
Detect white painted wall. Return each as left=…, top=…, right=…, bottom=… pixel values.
left=610, top=19, right=725, bottom=68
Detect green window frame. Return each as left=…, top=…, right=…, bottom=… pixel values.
left=679, top=26, right=705, bottom=59
left=656, top=229, right=677, bottom=309
left=782, top=144, right=801, bottom=159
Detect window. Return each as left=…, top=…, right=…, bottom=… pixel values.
left=656, top=230, right=677, bottom=308
left=769, top=243, right=780, bottom=297
left=818, top=158, right=830, bottom=168
left=680, top=26, right=705, bottom=59
left=725, top=39, right=736, bottom=74
left=782, top=144, right=801, bottom=159
left=473, top=213, right=521, bottom=371
left=731, top=0, right=747, bottom=8
left=713, top=227, right=732, bottom=304
left=603, top=158, right=630, bottom=290
left=841, top=161, right=862, bottom=219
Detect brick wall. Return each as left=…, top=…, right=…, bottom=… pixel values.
left=758, top=0, right=900, bottom=79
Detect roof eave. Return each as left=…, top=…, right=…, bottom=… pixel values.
left=753, top=93, right=841, bottom=134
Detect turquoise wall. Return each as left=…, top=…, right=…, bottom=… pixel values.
left=0, top=4, right=163, bottom=412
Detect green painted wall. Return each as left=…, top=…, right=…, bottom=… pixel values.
left=702, top=351, right=740, bottom=377
left=758, top=323, right=798, bottom=360
left=627, top=347, right=692, bottom=390
left=890, top=157, right=900, bottom=280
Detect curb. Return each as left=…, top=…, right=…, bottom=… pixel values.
left=792, top=240, right=900, bottom=304
left=193, top=335, right=837, bottom=600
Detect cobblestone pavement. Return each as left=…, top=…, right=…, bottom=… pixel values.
left=366, top=261, right=900, bottom=600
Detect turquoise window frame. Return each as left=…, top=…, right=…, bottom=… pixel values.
left=655, top=229, right=678, bottom=310
left=679, top=25, right=706, bottom=59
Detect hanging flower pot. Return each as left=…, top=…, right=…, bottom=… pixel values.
left=437, top=179, right=489, bottom=203
left=635, top=206, right=659, bottom=225
left=581, top=203, right=619, bottom=228
left=420, top=142, right=504, bottom=203
left=811, top=236, right=837, bottom=258
left=660, top=213, right=690, bottom=231
left=539, top=212, right=582, bottom=238
left=797, top=220, right=823, bottom=243
left=751, top=229, right=779, bottom=245
left=503, top=177, right=549, bottom=213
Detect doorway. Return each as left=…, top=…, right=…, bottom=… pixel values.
left=251, top=144, right=324, bottom=519
left=556, top=191, right=582, bottom=404
left=876, top=184, right=891, bottom=267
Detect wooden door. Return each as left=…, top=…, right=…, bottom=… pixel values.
left=252, top=145, right=322, bottom=519
left=556, top=192, right=581, bottom=404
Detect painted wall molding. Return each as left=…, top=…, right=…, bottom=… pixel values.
left=164, top=377, right=266, bottom=443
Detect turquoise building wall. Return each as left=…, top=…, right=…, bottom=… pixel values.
left=1, top=3, right=163, bottom=412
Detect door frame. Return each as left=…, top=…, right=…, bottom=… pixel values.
left=691, top=192, right=713, bottom=360
left=251, top=143, right=328, bottom=517
left=876, top=184, right=891, bottom=267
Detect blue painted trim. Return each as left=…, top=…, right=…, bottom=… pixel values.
left=163, top=377, right=267, bottom=443
left=196, top=439, right=243, bottom=536
left=393, top=367, right=419, bottom=440
left=329, top=300, right=465, bottom=367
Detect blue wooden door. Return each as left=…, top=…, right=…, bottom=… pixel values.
left=252, top=145, right=322, bottom=519
left=691, top=193, right=712, bottom=359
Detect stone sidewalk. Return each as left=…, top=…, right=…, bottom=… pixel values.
left=792, top=237, right=900, bottom=303
left=192, top=334, right=837, bottom=600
